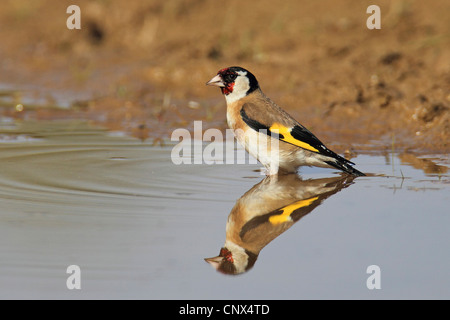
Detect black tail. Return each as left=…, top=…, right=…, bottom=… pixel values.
left=324, top=160, right=365, bottom=177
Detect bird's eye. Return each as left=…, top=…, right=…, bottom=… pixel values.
left=227, top=73, right=237, bottom=82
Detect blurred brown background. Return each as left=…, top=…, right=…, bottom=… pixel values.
left=0, top=0, right=449, bottom=151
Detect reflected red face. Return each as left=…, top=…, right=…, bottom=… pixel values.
left=219, top=247, right=234, bottom=263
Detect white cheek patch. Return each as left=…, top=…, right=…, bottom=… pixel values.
left=225, top=71, right=250, bottom=104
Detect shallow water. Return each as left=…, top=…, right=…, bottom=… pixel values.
left=0, top=120, right=448, bottom=299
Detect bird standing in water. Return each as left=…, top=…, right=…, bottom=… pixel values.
left=206, top=66, right=365, bottom=176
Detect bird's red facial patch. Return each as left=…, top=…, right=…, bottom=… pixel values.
left=217, top=68, right=238, bottom=95
left=221, top=82, right=234, bottom=95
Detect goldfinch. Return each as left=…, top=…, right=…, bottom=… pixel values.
left=206, top=66, right=365, bottom=176
left=205, top=173, right=356, bottom=275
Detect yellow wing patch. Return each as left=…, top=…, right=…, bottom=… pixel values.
left=269, top=196, right=319, bottom=225
left=270, top=123, right=319, bottom=153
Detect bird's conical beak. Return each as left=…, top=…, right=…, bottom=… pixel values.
left=206, top=74, right=225, bottom=87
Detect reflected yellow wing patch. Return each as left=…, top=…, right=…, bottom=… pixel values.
left=269, top=196, right=319, bottom=225
left=270, top=123, right=319, bottom=153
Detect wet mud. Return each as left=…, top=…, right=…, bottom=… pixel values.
left=0, top=0, right=448, bottom=153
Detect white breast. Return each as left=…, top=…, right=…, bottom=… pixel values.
left=234, top=128, right=282, bottom=174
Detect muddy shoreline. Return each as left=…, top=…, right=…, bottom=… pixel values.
left=0, top=0, right=448, bottom=153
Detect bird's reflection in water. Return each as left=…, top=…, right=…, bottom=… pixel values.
left=205, top=173, right=356, bottom=275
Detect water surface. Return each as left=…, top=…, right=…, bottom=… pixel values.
left=0, top=120, right=448, bottom=299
